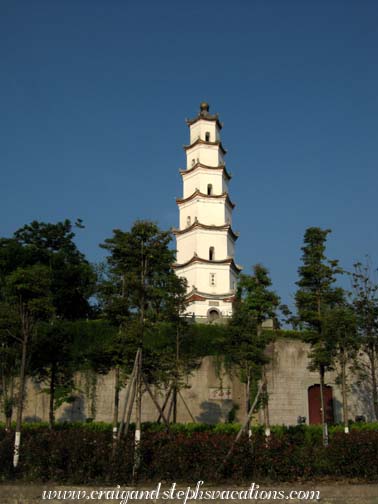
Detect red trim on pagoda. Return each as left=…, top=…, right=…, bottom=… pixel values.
left=185, top=290, right=236, bottom=304
left=176, top=190, right=235, bottom=209
left=187, top=293, right=207, bottom=302
left=183, top=138, right=227, bottom=155
left=179, top=162, right=232, bottom=180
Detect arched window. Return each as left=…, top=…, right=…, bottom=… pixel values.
left=191, top=158, right=195, bottom=166
left=209, top=247, right=215, bottom=261
left=207, top=184, right=213, bottom=195
left=187, top=216, right=191, bottom=227
left=205, top=131, right=210, bottom=142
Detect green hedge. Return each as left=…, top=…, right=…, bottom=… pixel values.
left=1, top=426, right=378, bottom=483
left=1, top=421, right=377, bottom=435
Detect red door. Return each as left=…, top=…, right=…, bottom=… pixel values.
left=308, top=385, right=334, bottom=424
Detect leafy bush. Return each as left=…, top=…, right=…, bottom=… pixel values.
left=1, top=426, right=378, bottom=483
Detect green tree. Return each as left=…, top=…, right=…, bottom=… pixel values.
left=0, top=302, right=19, bottom=431
left=14, top=219, right=95, bottom=319
left=322, top=301, right=358, bottom=432
left=5, top=265, right=54, bottom=467
left=352, top=260, right=378, bottom=420
left=227, top=264, right=280, bottom=434
left=15, top=220, right=96, bottom=427
left=100, top=220, right=187, bottom=453
left=295, top=227, right=343, bottom=445
left=0, top=220, right=96, bottom=428
left=29, top=321, right=77, bottom=428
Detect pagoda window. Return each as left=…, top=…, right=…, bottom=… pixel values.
left=205, top=131, right=210, bottom=142
left=191, top=158, right=195, bottom=166
left=187, top=216, right=191, bottom=227
left=207, top=184, right=213, bottom=195
left=209, top=247, right=215, bottom=261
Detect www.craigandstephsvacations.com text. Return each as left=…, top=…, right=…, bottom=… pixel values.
left=41, top=481, right=321, bottom=502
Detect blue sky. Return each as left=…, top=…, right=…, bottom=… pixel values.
left=1, top=0, right=378, bottom=309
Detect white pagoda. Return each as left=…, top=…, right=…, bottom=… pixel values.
left=173, top=102, right=242, bottom=321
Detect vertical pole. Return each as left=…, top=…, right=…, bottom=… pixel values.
left=118, top=349, right=139, bottom=441
left=263, top=367, right=270, bottom=438
left=112, top=366, right=120, bottom=442
left=14, top=309, right=29, bottom=468
left=132, top=349, right=142, bottom=481
left=319, top=365, right=328, bottom=446
left=341, top=349, right=349, bottom=434
left=246, top=370, right=251, bottom=439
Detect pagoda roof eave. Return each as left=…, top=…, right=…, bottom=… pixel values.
left=185, top=115, right=223, bottom=130
left=173, top=221, right=239, bottom=241
left=183, top=138, right=227, bottom=155
left=176, top=190, right=235, bottom=209
left=179, top=162, right=232, bottom=180
left=173, top=255, right=243, bottom=274
left=186, top=289, right=236, bottom=303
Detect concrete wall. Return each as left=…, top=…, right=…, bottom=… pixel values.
left=6, top=339, right=374, bottom=426
left=18, top=357, right=244, bottom=425
left=262, top=339, right=373, bottom=425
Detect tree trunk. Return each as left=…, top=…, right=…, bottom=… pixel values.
left=172, top=325, right=180, bottom=424
left=341, top=349, right=349, bottom=433
left=48, top=362, right=56, bottom=429
left=172, top=384, right=177, bottom=424
left=319, top=364, right=328, bottom=446
left=4, top=377, right=14, bottom=432
left=263, top=366, right=271, bottom=438
left=132, top=349, right=142, bottom=481
left=112, top=366, right=120, bottom=441
left=368, top=345, right=378, bottom=420
left=14, top=312, right=29, bottom=468
left=245, top=371, right=251, bottom=438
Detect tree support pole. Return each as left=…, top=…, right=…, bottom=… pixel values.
left=132, top=348, right=142, bottom=482
left=178, top=389, right=196, bottom=423
left=13, top=315, right=29, bottom=468
left=319, top=365, right=328, bottom=447
left=142, top=376, right=171, bottom=430
left=217, top=381, right=264, bottom=475
left=116, top=349, right=140, bottom=443
left=157, top=385, right=173, bottom=423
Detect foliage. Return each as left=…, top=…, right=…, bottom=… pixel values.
left=9, top=219, right=96, bottom=320
left=295, top=228, right=342, bottom=368
left=295, top=227, right=345, bottom=441
left=226, top=264, right=280, bottom=397
left=100, top=220, right=186, bottom=324
left=351, top=259, right=378, bottom=420
left=322, top=303, right=359, bottom=376
left=0, top=220, right=96, bottom=427
left=295, top=227, right=344, bottom=336
left=1, top=426, right=378, bottom=483
left=98, top=221, right=189, bottom=393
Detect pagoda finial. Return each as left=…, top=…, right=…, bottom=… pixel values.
left=200, top=102, right=210, bottom=114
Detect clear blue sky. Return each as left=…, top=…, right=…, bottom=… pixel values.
left=2, top=0, right=378, bottom=310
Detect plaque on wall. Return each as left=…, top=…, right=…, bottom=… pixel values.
left=208, top=387, right=232, bottom=400
left=209, top=301, right=220, bottom=306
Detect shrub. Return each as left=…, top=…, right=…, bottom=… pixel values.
left=1, top=425, right=378, bottom=483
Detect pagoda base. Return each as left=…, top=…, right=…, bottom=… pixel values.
left=183, top=290, right=235, bottom=322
